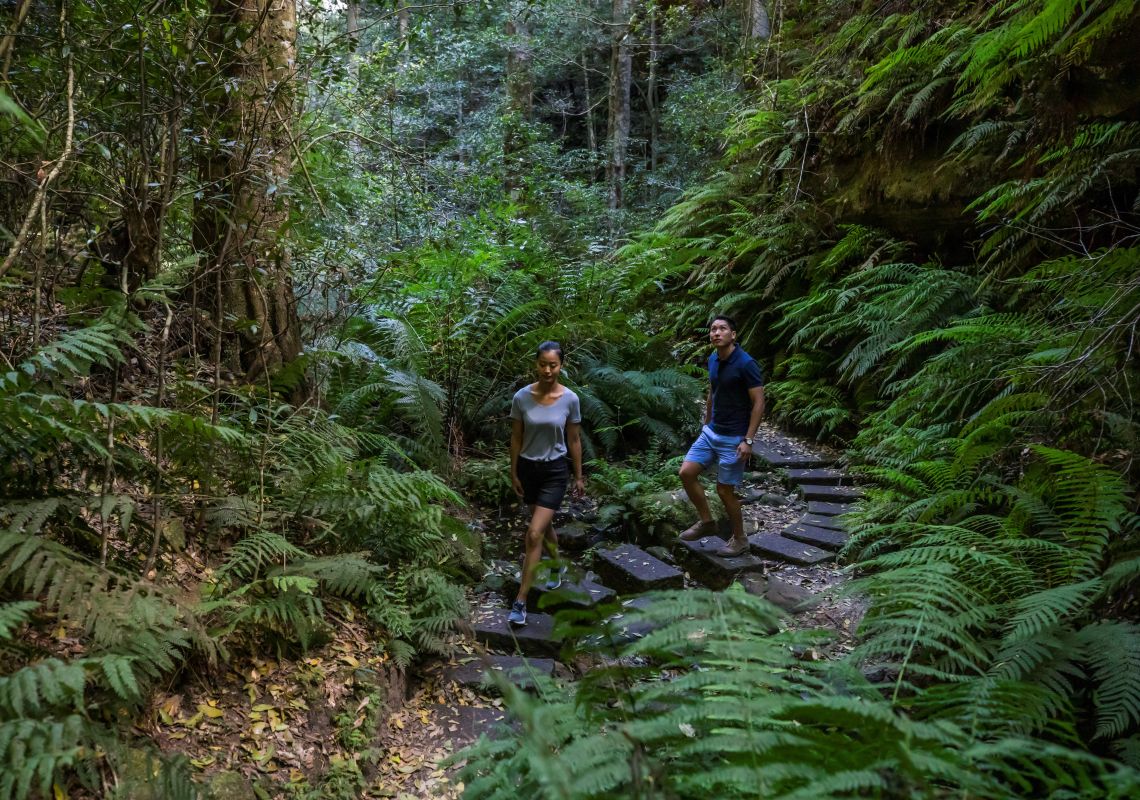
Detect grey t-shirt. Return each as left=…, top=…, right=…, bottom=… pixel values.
left=510, top=385, right=582, bottom=461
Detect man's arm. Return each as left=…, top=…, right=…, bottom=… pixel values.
left=736, top=386, right=765, bottom=461
left=703, top=389, right=713, bottom=425
left=745, top=385, right=765, bottom=439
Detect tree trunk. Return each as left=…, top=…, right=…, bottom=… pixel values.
left=581, top=50, right=596, bottom=157
left=607, top=0, right=632, bottom=210
left=192, top=0, right=301, bottom=382
left=647, top=8, right=659, bottom=173
left=744, top=0, right=771, bottom=44
left=398, top=5, right=410, bottom=68
left=346, top=0, right=360, bottom=50
left=504, top=4, right=532, bottom=201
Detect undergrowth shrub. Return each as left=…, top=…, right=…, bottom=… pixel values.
left=587, top=454, right=689, bottom=538
left=355, top=206, right=701, bottom=465
left=457, top=589, right=1140, bottom=798
left=0, top=306, right=472, bottom=791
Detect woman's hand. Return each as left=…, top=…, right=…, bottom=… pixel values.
left=572, top=476, right=586, bottom=498
left=512, top=474, right=524, bottom=497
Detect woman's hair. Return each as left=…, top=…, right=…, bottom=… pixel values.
left=536, top=340, right=564, bottom=363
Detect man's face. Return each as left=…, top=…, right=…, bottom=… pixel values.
left=709, top=320, right=735, bottom=348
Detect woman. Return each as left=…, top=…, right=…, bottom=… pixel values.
left=507, top=341, right=585, bottom=626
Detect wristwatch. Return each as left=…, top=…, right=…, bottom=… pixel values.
left=744, top=437, right=754, bottom=446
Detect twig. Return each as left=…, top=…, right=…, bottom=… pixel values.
left=0, top=2, right=75, bottom=279
left=793, top=105, right=810, bottom=203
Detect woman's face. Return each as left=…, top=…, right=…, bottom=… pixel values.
left=535, top=350, right=562, bottom=383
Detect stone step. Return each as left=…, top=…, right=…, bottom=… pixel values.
left=806, top=501, right=853, bottom=517
left=425, top=703, right=512, bottom=745
left=442, top=655, right=559, bottom=694
left=785, top=468, right=852, bottom=486
left=799, top=485, right=864, bottom=503
left=752, top=443, right=834, bottom=470
left=593, top=543, right=684, bottom=594
left=471, top=611, right=563, bottom=658
left=589, top=596, right=661, bottom=648
left=782, top=523, right=848, bottom=552
left=800, top=513, right=846, bottom=531
left=674, top=535, right=765, bottom=590
left=504, top=573, right=617, bottom=612
left=554, top=521, right=593, bottom=551
left=748, top=533, right=834, bottom=565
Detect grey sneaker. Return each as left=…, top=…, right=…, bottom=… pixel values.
left=545, top=566, right=568, bottom=591
left=507, top=600, right=527, bottom=626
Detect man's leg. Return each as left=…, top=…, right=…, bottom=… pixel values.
left=716, top=482, right=747, bottom=553
left=712, top=430, right=749, bottom=556
left=679, top=460, right=717, bottom=540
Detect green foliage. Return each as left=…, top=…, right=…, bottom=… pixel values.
left=0, top=593, right=195, bottom=800
left=356, top=208, right=702, bottom=463
left=458, top=589, right=1140, bottom=798
left=587, top=454, right=689, bottom=537
left=0, top=312, right=469, bottom=790
left=455, top=455, right=517, bottom=508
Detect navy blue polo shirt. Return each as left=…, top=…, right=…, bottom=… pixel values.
left=708, top=346, right=764, bottom=436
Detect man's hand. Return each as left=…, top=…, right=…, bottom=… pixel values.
left=735, top=440, right=753, bottom=462
left=572, top=476, right=586, bottom=498
left=512, top=475, right=524, bottom=496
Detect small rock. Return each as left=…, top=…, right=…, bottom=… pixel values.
left=646, top=545, right=676, bottom=564
left=481, top=573, right=505, bottom=591
left=765, top=575, right=819, bottom=613
left=739, top=573, right=767, bottom=597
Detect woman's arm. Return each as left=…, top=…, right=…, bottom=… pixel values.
left=510, top=417, right=524, bottom=497
left=567, top=421, right=585, bottom=497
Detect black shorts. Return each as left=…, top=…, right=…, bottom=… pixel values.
left=517, top=456, right=570, bottom=510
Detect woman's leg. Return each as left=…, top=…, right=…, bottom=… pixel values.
left=517, top=504, right=557, bottom=602
left=544, top=518, right=558, bottom=557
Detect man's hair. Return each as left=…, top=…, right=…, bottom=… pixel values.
left=709, top=314, right=737, bottom=332
left=536, top=340, right=564, bottom=363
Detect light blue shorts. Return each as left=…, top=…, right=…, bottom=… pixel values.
left=684, top=425, right=746, bottom=486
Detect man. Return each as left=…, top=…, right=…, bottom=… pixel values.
left=678, top=315, right=765, bottom=557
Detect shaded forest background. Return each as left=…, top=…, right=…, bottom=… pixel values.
left=1, top=0, right=1138, bottom=798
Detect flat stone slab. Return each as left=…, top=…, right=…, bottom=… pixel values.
left=806, top=501, right=853, bottom=517
left=800, top=513, right=847, bottom=531
left=748, top=533, right=834, bottom=565
left=425, top=703, right=512, bottom=745
left=674, top=535, right=765, bottom=590
left=471, top=611, right=563, bottom=658
left=591, top=596, right=660, bottom=648
left=443, top=655, right=558, bottom=693
left=752, top=443, right=834, bottom=470
left=799, top=484, right=864, bottom=503
left=765, top=575, right=822, bottom=613
left=504, top=574, right=617, bottom=612
left=785, top=468, right=851, bottom=486
left=782, top=523, right=848, bottom=551
left=593, top=543, right=683, bottom=594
